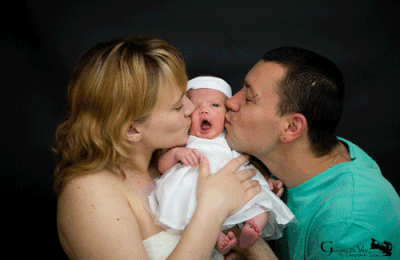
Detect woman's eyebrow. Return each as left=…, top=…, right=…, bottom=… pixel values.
left=172, top=93, right=185, bottom=107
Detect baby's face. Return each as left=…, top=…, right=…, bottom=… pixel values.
left=188, top=88, right=227, bottom=139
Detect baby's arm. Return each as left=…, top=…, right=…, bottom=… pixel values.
left=158, top=147, right=202, bottom=173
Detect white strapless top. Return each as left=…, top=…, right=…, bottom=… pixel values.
left=142, top=230, right=180, bottom=260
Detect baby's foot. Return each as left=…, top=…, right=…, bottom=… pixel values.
left=239, top=219, right=262, bottom=248
left=217, top=231, right=237, bottom=255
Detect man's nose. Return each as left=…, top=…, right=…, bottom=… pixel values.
left=226, top=91, right=242, bottom=112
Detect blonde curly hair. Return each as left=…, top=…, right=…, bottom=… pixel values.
left=53, top=36, right=187, bottom=195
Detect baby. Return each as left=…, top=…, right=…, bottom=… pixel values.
left=148, top=76, right=294, bottom=255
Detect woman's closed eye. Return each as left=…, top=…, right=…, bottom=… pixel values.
left=175, top=104, right=183, bottom=111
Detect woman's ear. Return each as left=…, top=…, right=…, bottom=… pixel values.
left=126, top=123, right=143, bottom=142
left=280, top=113, right=307, bottom=143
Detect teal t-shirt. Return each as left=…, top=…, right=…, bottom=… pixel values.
left=276, top=137, right=400, bottom=259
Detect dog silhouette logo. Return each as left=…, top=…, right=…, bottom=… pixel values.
left=371, top=238, right=392, bottom=256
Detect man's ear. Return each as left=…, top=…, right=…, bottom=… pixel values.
left=280, top=113, right=307, bottom=143
left=126, top=123, right=143, bottom=142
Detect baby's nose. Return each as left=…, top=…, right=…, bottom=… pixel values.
left=199, top=107, right=209, bottom=114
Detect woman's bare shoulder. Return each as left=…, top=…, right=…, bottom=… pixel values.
left=61, top=170, right=123, bottom=196
left=57, top=170, right=147, bottom=259
left=57, top=169, right=128, bottom=217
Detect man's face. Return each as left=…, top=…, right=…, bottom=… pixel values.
left=225, top=61, right=287, bottom=158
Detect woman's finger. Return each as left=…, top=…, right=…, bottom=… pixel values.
left=198, top=155, right=210, bottom=181
left=244, top=183, right=262, bottom=202
left=220, top=155, right=250, bottom=173
left=242, top=179, right=260, bottom=191
left=235, top=168, right=257, bottom=182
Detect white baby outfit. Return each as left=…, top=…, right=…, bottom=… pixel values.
left=140, top=179, right=224, bottom=260
left=143, top=229, right=223, bottom=260
left=148, top=133, right=295, bottom=240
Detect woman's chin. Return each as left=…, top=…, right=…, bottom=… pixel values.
left=179, top=135, right=190, bottom=146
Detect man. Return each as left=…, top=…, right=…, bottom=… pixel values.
left=224, top=47, right=400, bottom=259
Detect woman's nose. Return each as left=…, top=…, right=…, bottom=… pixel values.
left=183, top=96, right=195, bottom=117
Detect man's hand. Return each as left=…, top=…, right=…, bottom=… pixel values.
left=267, top=178, right=284, bottom=197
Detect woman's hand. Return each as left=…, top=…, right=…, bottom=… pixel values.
left=169, top=155, right=262, bottom=260
left=196, top=154, right=261, bottom=218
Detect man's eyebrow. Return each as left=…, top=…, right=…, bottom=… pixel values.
left=244, top=81, right=253, bottom=92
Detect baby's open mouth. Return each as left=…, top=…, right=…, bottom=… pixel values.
left=201, top=120, right=212, bottom=130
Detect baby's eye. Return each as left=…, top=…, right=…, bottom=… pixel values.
left=175, top=104, right=183, bottom=111
left=212, top=103, right=220, bottom=107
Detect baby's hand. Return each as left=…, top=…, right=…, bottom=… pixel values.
left=173, top=148, right=201, bottom=167
left=267, top=178, right=284, bottom=197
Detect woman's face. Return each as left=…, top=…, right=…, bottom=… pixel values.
left=137, top=86, right=194, bottom=150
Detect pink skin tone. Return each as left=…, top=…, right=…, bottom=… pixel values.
left=158, top=88, right=283, bottom=255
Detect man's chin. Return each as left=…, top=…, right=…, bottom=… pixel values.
left=225, top=132, right=236, bottom=149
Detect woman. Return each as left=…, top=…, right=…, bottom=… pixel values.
left=53, top=36, right=268, bottom=259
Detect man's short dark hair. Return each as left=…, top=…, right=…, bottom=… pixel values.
left=263, top=47, right=345, bottom=157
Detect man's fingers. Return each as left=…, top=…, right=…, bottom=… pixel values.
left=268, top=180, right=274, bottom=191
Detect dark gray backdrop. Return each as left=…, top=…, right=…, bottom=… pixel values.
left=2, top=0, right=399, bottom=258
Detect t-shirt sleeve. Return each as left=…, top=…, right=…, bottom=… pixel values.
left=305, top=220, right=395, bottom=259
